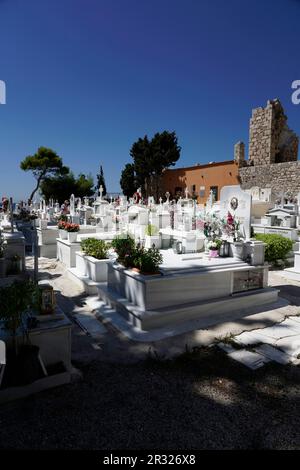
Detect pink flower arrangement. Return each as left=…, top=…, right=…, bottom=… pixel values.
left=221, top=212, right=240, bottom=240
left=196, top=219, right=205, bottom=230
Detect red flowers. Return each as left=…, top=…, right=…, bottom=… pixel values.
left=64, top=223, right=80, bottom=233
left=58, top=221, right=79, bottom=232
left=58, top=220, right=67, bottom=230
left=227, top=211, right=234, bottom=226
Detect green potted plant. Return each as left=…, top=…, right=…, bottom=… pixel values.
left=139, top=247, right=163, bottom=274
left=79, top=238, right=111, bottom=281
left=128, top=245, right=163, bottom=275
left=0, top=280, right=43, bottom=386
left=144, top=224, right=160, bottom=249
left=111, top=234, right=135, bottom=264
left=65, top=223, right=80, bottom=243
left=222, top=212, right=244, bottom=260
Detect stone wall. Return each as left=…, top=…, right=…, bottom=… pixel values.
left=239, top=161, right=300, bottom=196
left=248, top=99, right=298, bottom=166
left=234, top=141, right=246, bottom=167
left=237, top=99, right=299, bottom=197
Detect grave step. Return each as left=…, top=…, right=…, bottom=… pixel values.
left=97, top=283, right=280, bottom=331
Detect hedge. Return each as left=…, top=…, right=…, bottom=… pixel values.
left=254, top=233, right=293, bottom=262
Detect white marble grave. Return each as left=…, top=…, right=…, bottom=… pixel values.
left=219, top=185, right=252, bottom=240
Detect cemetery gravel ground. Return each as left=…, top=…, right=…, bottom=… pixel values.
left=0, top=259, right=299, bottom=450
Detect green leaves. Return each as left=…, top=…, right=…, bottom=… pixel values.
left=20, top=147, right=65, bottom=174
left=254, top=234, right=293, bottom=262
left=145, top=224, right=158, bottom=236
left=111, top=234, right=135, bottom=260
left=20, top=147, right=68, bottom=201
left=120, top=163, right=136, bottom=197
left=0, top=280, right=37, bottom=337
left=124, top=131, right=181, bottom=197
left=96, top=165, right=107, bottom=196
left=81, top=238, right=110, bottom=260
left=40, top=172, right=94, bottom=204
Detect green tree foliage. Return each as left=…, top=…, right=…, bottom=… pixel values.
left=0, top=280, right=37, bottom=355
left=128, top=131, right=181, bottom=198
left=130, top=136, right=151, bottom=194
left=76, top=173, right=94, bottom=198
left=40, top=172, right=94, bottom=203
left=120, top=163, right=136, bottom=197
left=95, top=165, right=107, bottom=196
left=20, top=147, right=68, bottom=201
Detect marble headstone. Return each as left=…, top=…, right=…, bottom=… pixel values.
left=220, top=185, right=252, bottom=240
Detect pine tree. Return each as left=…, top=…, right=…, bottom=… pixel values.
left=120, top=163, right=136, bottom=197
left=96, top=165, right=107, bottom=196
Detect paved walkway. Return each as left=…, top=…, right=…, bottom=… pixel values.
left=26, top=257, right=300, bottom=367
left=0, top=258, right=298, bottom=450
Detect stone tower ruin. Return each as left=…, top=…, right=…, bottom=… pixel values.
left=248, top=99, right=298, bottom=166
left=238, top=99, right=300, bottom=196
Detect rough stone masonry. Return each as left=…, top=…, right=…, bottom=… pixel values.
left=237, top=99, right=300, bottom=197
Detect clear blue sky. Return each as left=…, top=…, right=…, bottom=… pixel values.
left=0, top=0, right=300, bottom=200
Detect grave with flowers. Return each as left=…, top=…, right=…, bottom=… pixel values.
left=87, top=186, right=280, bottom=338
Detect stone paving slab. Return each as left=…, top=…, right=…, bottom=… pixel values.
left=275, top=336, right=300, bottom=358
left=223, top=315, right=300, bottom=369
left=227, top=349, right=270, bottom=370
left=234, top=316, right=300, bottom=346
left=254, top=344, right=294, bottom=365
left=74, top=312, right=107, bottom=337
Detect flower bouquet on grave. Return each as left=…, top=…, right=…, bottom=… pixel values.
left=221, top=212, right=245, bottom=259
left=57, top=220, right=67, bottom=230
left=65, top=223, right=80, bottom=232
left=221, top=212, right=243, bottom=242
left=207, top=240, right=221, bottom=258
left=57, top=219, right=68, bottom=239
left=196, top=213, right=222, bottom=252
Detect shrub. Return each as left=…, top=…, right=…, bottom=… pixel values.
left=81, top=238, right=110, bottom=260
left=138, top=247, right=163, bottom=274
left=111, top=234, right=135, bottom=261
left=254, top=234, right=293, bottom=262
left=145, top=224, right=158, bottom=236
left=123, top=244, right=163, bottom=274
left=0, top=280, right=38, bottom=354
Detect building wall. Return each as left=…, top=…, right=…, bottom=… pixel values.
left=162, top=161, right=239, bottom=203
left=239, top=161, right=300, bottom=196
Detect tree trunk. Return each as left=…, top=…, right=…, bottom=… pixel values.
left=29, top=173, right=44, bottom=202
